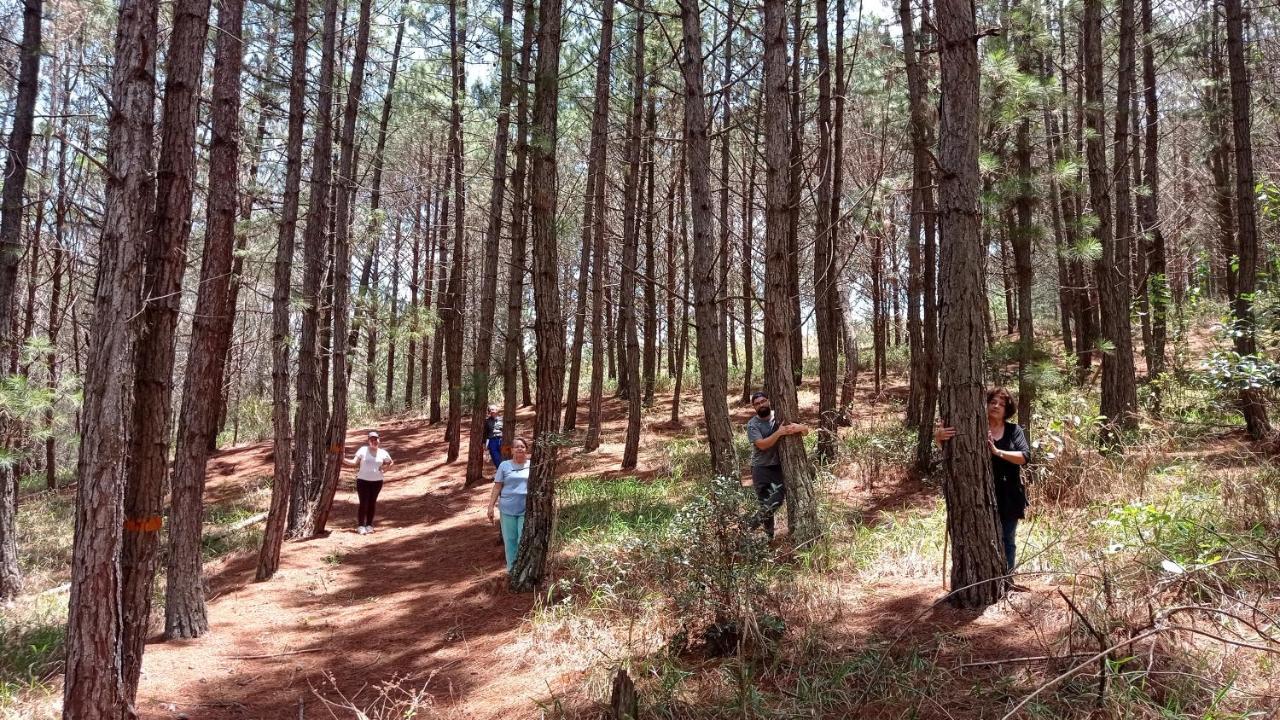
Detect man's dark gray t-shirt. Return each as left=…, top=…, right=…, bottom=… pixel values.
left=746, top=415, right=781, bottom=467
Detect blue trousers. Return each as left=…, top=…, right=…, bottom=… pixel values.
left=1001, top=516, right=1019, bottom=571
left=487, top=437, right=503, bottom=468
left=500, top=512, right=526, bottom=572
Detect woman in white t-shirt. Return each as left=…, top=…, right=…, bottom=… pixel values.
left=486, top=437, right=530, bottom=572
left=344, top=431, right=394, bottom=534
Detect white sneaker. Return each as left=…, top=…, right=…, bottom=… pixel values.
left=365, top=525, right=374, bottom=534
left=357, top=526, right=368, bottom=535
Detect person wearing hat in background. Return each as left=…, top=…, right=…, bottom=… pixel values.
left=344, top=431, right=394, bottom=535
left=484, top=405, right=504, bottom=471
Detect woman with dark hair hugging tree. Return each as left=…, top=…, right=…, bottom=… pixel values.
left=934, top=387, right=1031, bottom=575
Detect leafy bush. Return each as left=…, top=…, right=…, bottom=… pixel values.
left=656, top=475, right=781, bottom=656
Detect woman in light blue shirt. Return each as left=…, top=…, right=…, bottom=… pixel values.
left=487, top=436, right=530, bottom=572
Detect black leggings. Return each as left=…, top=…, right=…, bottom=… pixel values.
left=355, top=479, right=383, bottom=526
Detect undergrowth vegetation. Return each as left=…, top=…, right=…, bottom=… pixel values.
left=530, top=376, right=1280, bottom=719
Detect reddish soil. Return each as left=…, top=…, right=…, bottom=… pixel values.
left=135, top=393, right=708, bottom=719
left=133, top=383, right=1071, bottom=719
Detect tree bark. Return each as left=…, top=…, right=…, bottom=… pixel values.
left=164, top=0, right=245, bottom=640
left=504, top=0, right=534, bottom=451
left=642, top=67, right=659, bottom=407
left=0, top=0, right=43, bottom=601
left=511, top=0, right=565, bottom=592
left=786, top=0, right=804, bottom=386
left=406, top=200, right=423, bottom=408
left=289, top=0, right=339, bottom=534
left=465, top=0, right=516, bottom=485
left=1223, top=0, right=1270, bottom=439
left=937, top=0, right=1007, bottom=609
left=1139, top=0, right=1166, bottom=383
left=257, top=0, right=307, bottom=585
left=1084, top=0, right=1132, bottom=437
left=763, top=0, right=819, bottom=543
left=718, top=8, right=736, bottom=377
left=619, top=2, right=646, bottom=469
left=581, top=0, right=615, bottom=450
left=386, top=224, right=400, bottom=407
left=360, top=8, right=407, bottom=411
left=443, top=0, right=469, bottom=462
left=903, top=0, right=940, bottom=472
left=741, top=100, right=761, bottom=405
left=429, top=154, right=452, bottom=424
left=63, top=0, right=154, bottom=709
left=133, top=0, right=215, bottom=653
left=813, top=0, right=839, bottom=460
left=1011, top=0, right=1036, bottom=433
left=309, top=0, right=374, bottom=536
left=680, top=0, right=735, bottom=476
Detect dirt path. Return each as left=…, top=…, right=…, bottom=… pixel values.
left=133, top=385, right=1069, bottom=718
left=135, top=394, right=700, bottom=719
left=136, top=411, right=548, bottom=719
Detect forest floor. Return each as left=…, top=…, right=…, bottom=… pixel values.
left=6, top=354, right=1280, bottom=718
left=122, top=379, right=1068, bottom=719
left=128, top=386, right=871, bottom=719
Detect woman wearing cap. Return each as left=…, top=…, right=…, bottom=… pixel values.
left=344, top=431, right=394, bottom=535
left=486, top=436, right=530, bottom=573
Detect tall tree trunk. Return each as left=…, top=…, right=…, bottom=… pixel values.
left=429, top=155, right=452, bottom=424
left=741, top=99, right=761, bottom=404
left=309, top=0, right=374, bottom=536
left=63, top=0, right=154, bottom=708
left=1140, top=0, right=1166, bottom=384
left=465, top=0, right=516, bottom=485
left=666, top=153, right=680, bottom=381
left=671, top=171, right=691, bottom=423
left=46, top=71, right=71, bottom=490
left=511, top=0, right=564, bottom=592
left=584, top=2, right=616, bottom=452
left=763, top=0, right=819, bottom=543
left=360, top=7, right=407, bottom=411
left=903, top=0, right=940, bottom=471
left=786, top=0, right=804, bottom=387
left=1067, top=26, right=1098, bottom=380
left=718, top=8, right=735, bottom=377
left=419, top=172, right=439, bottom=411
left=406, top=200, right=423, bottom=407
left=164, top=0, right=245, bottom=639
left=871, top=228, right=885, bottom=395
left=443, top=0, right=469, bottom=462
left=680, top=0, right=735, bottom=476
left=134, top=0, right=215, bottom=653
left=257, top=0, right=308, bottom=582
left=813, top=0, right=839, bottom=460
left=1224, top=0, right=1270, bottom=439
left=289, top=0, right=340, bottom=534
left=1044, top=72, right=1075, bottom=361
left=642, top=69, right=659, bottom=407
left=214, top=23, right=279, bottom=450
left=1095, top=0, right=1139, bottom=436
left=504, top=0, right=534, bottom=451
left=937, top=0, right=1006, bottom=609
left=386, top=221, right=402, bottom=406
left=619, top=3, right=646, bottom=469
left=1011, top=0, right=1036, bottom=432
left=0, top=0, right=43, bottom=600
